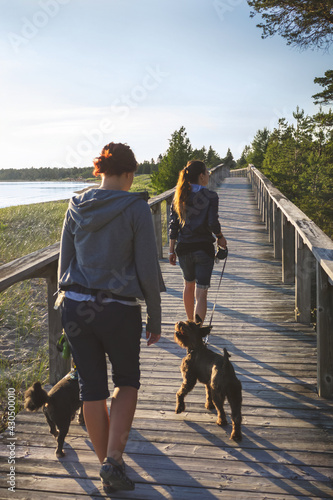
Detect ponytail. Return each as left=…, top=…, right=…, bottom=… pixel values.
left=173, top=160, right=206, bottom=225
left=174, top=167, right=191, bottom=226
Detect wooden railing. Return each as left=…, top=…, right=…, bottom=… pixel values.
left=229, top=167, right=248, bottom=177
left=247, top=165, right=333, bottom=399
left=0, top=163, right=229, bottom=384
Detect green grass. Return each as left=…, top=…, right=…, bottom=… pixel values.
left=0, top=200, right=72, bottom=429
left=0, top=200, right=69, bottom=430
left=0, top=200, right=69, bottom=265
left=0, top=175, right=155, bottom=430
left=131, top=174, right=156, bottom=196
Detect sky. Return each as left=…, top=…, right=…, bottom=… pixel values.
left=0, top=0, right=331, bottom=170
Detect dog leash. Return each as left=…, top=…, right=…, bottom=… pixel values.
left=204, top=253, right=228, bottom=344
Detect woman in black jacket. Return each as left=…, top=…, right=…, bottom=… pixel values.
left=169, top=160, right=227, bottom=322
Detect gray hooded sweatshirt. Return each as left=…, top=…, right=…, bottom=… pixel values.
left=58, top=188, right=165, bottom=335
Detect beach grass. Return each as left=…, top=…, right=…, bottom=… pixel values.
left=0, top=174, right=155, bottom=430
left=0, top=201, right=69, bottom=265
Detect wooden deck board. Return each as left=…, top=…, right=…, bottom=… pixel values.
left=1, top=177, right=333, bottom=499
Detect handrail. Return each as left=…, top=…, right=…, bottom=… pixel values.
left=247, top=164, right=333, bottom=399
left=249, top=165, right=333, bottom=281
left=0, top=163, right=228, bottom=384
left=229, top=167, right=248, bottom=177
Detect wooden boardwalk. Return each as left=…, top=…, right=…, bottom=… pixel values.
left=1, top=177, right=333, bottom=499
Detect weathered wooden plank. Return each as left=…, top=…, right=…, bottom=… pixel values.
left=7, top=424, right=333, bottom=455
left=2, top=469, right=333, bottom=499
left=2, top=440, right=333, bottom=469
left=2, top=455, right=332, bottom=484
left=0, top=486, right=325, bottom=500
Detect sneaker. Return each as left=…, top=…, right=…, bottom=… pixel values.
left=100, top=457, right=135, bottom=491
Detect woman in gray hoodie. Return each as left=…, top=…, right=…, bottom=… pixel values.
left=58, top=142, right=165, bottom=492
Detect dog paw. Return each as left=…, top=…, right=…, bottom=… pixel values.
left=216, top=418, right=228, bottom=427
left=56, top=449, right=65, bottom=458
left=230, top=432, right=242, bottom=442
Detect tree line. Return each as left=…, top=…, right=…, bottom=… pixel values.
left=0, top=166, right=94, bottom=181
left=0, top=162, right=159, bottom=181
left=240, top=107, right=333, bottom=239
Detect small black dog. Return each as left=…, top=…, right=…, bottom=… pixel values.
left=174, top=316, right=242, bottom=441
left=24, top=370, right=84, bottom=457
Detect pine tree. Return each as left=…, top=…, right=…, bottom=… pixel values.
left=246, top=128, right=270, bottom=170
left=313, top=70, right=333, bottom=105
left=151, top=126, right=192, bottom=193
left=247, top=1, right=333, bottom=51
left=222, top=148, right=236, bottom=169
left=206, top=146, right=223, bottom=169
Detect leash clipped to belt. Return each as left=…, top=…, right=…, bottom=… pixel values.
left=204, top=247, right=228, bottom=345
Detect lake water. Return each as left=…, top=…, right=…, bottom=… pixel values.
left=0, top=181, right=95, bottom=209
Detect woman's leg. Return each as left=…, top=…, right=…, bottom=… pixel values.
left=106, top=386, right=138, bottom=464
left=183, top=280, right=195, bottom=321
left=83, top=400, right=110, bottom=464
left=83, top=387, right=138, bottom=465
left=195, top=286, right=208, bottom=322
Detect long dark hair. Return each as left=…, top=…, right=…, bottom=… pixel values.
left=173, top=160, right=206, bottom=225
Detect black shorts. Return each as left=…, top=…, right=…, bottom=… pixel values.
left=61, top=297, right=142, bottom=401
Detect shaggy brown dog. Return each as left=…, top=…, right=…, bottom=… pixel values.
left=174, top=316, right=242, bottom=441
left=24, top=370, right=84, bottom=457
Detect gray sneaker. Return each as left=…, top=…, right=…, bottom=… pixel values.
left=100, top=457, right=135, bottom=492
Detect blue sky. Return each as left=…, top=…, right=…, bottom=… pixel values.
left=0, top=0, right=331, bottom=169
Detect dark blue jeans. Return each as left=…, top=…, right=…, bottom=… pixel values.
left=178, top=250, right=214, bottom=289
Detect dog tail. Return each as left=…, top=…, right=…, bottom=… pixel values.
left=24, top=382, right=49, bottom=411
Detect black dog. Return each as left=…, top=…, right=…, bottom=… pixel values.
left=24, top=370, right=84, bottom=457
left=174, top=316, right=242, bottom=441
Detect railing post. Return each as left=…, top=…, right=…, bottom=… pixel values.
left=46, top=262, right=70, bottom=385
left=316, top=263, right=333, bottom=399
left=261, top=184, right=265, bottom=221
left=166, top=196, right=173, bottom=246
left=254, top=175, right=259, bottom=203
left=268, top=196, right=273, bottom=243
left=263, top=189, right=268, bottom=226
left=295, top=234, right=316, bottom=323
left=282, top=214, right=295, bottom=284
left=273, top=204, right=282, bottom=260
left=151, top=202, right=163, bottom=259
left=261, top=187, right=265, bottom=224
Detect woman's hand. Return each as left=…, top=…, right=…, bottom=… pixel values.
left=146, top=331, right=161, bottom=346
left=169, top=252, right=177, bottom=266
left=217, top=235, right=227, bottom=248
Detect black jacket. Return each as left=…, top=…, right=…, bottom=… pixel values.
left=169, top=188, right=221, bottom=244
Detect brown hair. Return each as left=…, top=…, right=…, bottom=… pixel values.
left=173, top=160, right=207, bottom=225
left=93, top=142, right=137, bottom=177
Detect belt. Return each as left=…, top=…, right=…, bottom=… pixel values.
left=61, top=284, right=137, bottom=302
